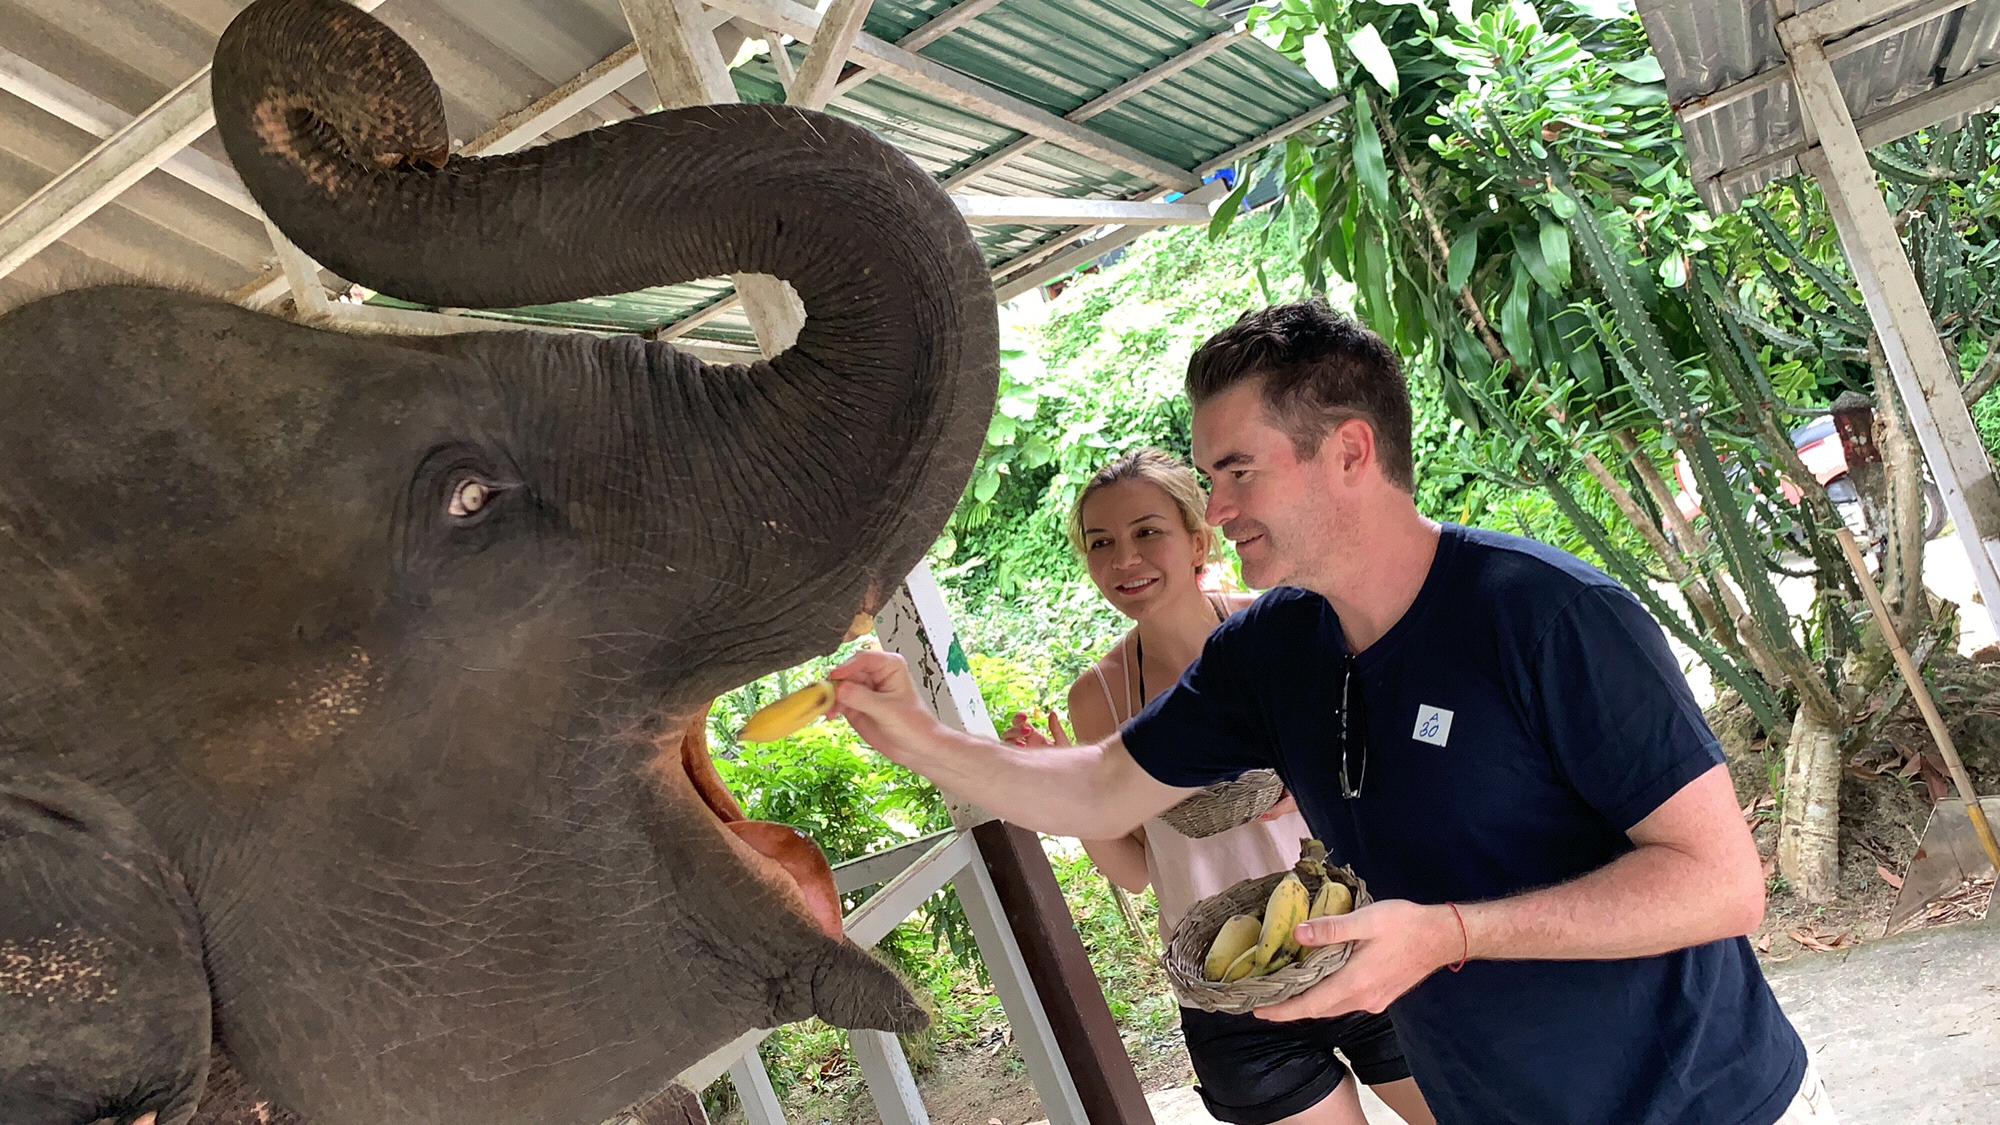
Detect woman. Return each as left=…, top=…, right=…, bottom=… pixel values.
left=1004, top=449, right=1434, bottom=1125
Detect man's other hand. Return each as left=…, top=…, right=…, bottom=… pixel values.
left=1253, top=899, right=1462, bottom=1021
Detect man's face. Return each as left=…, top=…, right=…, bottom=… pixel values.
left=1192, top=381, right=1340, bottom=591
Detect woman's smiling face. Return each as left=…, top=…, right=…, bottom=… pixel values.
left=1079, top=478, right=1208, bottom=619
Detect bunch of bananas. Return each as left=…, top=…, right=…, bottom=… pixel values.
left=1201, top=840, right=1354, bottom=983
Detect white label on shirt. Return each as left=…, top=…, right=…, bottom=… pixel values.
left=1412, top=705, right=1454, bottom=747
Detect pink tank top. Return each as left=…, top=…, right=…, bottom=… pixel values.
left=1091, top=626, right=1309, bottom=942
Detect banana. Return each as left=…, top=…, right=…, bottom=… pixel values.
left=1220, top=944, right=1260, bottom=982
left=1251, top=873, right=1310, bottom=973
left=1309, top=877, right=1354, bottom=920
left=737, top=681, right=837, bottom=743
left=1295, top=838, right=1330, bottom=880
left=1202, top=914, right=1264, bottom=981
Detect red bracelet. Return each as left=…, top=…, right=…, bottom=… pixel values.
left=1446, top=903, right=1469, bottom=973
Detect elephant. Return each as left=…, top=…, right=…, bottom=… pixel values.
left=0, top=0, right=998, bottom=1121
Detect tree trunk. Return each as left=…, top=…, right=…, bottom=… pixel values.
left=1580, top=450, right=1736, bottom=649
left=1108, top=879, right=1151, bottom=947
left=1776, top=700, right=1844, bottom=902
left=1874, top=341, right=1931, bottom=640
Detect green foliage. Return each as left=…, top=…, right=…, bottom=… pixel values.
left=1043, top=847, right=1181, bottom=1039
left=1244, top=0, right=1974, bottom=742
left=1976, top=391, right=2000, bottom=459
left=1709, top=114, right=2000, bottom=395
left=1419, top=0, right=1700, bottom=405
left=1959, top=331, right=2000, bottom=460
left=947, top=579, right=1133, bottom=705
left=710, top=642, right=951, bottom=864
left=714, top=9, right=2000, bottom=1116
left=940, top=214, right=1315, bottom=602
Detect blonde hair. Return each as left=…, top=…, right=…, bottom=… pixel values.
left=1066, top=448, right=1213, bottom=569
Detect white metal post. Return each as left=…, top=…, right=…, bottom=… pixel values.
left=849, top=1029, right=931, bottom=1125
left=726, top=1050, right=788, bottom=1125
left=1781, top=25, right=2000, bottom=636
left=264, top=219, right=330, bottom=318
left=950, top=854, right=1091, bottom=1125
left=876, top=566, right=998, bottom=826
left=876, top=573, right=1091, bottom=1125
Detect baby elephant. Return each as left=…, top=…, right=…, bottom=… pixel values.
left=0, top=0, right=996, bottom=1121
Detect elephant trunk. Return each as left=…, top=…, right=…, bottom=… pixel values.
left=211, top=0, right=996, bottom=671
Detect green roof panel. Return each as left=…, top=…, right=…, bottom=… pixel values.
left=376, top=0, right=1326, bottom=341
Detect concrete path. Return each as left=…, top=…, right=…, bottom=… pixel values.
left=1121, top=917, right=1999, bottom=1124
left=1768, top=915, right=2000, bottom=1123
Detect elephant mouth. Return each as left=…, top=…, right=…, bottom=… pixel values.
left=668, top=708, right=846, bottom=941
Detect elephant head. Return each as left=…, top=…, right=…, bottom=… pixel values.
left=0, top=0, right=996, bottom=1121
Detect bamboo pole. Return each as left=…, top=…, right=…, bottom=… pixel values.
left=1836, top=528, right=2000, bottom=873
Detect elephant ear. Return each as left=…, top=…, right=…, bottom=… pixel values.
left=0, top=776, right=212, bottom=1125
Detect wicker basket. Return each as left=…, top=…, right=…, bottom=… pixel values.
left=1163, top=863, right=1372, bottom=1014
left=1155, top=768, right=1285, bottom=839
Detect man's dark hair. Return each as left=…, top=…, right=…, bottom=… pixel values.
left=1185, top=299, right=1414, bottom=492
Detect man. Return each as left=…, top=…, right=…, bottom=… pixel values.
left=831, top=300, right=1831, bottom=1123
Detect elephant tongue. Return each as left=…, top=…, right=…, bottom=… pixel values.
left=675, top=706, right=845, bottom=940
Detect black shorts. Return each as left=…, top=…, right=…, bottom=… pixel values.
left=1178, top=1005, right=1412, bottom=1125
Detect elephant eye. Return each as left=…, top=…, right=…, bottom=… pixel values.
left=447, top=476, right=493, bottom=519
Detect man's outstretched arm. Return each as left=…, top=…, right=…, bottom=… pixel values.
left=829, top=650, right=1192, bottom=839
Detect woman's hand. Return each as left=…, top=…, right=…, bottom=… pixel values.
left=1003, top=709, right=1072, bottom=749
left=1258, top=789, right=1299, bottom=821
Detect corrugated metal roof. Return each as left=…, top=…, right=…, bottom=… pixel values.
left=0, top=0, right=663, bottom=305
left=0, top=0, right=1329, bottom=344
left=1635, top=0, right=2000, bottom=212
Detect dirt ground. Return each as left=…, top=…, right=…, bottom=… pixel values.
left=717, top=1020, right=1196, bottom=1125
left=921, top=1030, right=1195, bottom=1125
left=1709, top=651, right=2000, bottom=961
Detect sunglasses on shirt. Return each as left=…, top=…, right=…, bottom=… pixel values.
left=1338, top=653, right=1367, bottom=799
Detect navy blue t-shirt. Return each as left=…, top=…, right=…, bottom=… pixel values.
left=1123, top=525, right=1805, bottom=1125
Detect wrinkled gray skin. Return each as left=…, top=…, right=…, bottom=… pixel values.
left=0, top=0, right=996, bottom=1122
